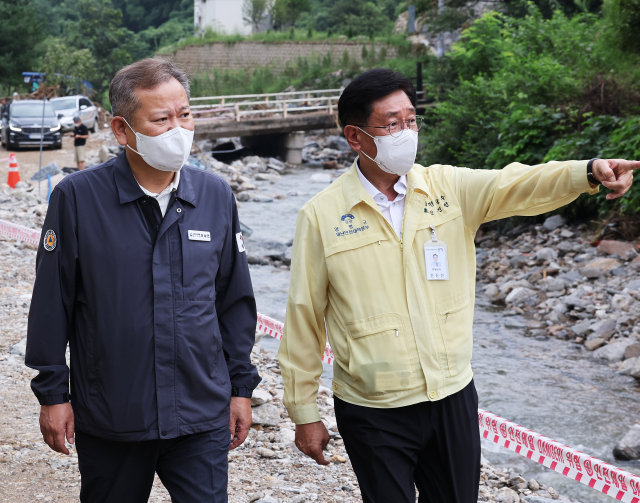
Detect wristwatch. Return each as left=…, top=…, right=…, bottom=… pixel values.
left=587, top=158, right=601, bottom=186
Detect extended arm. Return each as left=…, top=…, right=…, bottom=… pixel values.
left=452, top=159, right=640, bottom=231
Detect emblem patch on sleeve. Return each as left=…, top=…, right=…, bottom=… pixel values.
left=236, top=232, right=246, bottom=253
left=43, top=230, right=57, bottom=252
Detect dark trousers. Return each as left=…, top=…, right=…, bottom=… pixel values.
left=335, top=380, right=481, bottom=503
left=75, top=426, right=229, bottom=503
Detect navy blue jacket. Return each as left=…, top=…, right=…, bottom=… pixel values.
left=26, top=151, right=260, bottom=442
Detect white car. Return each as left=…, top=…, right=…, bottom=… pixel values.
left=50, top=95, right=99, bottom=133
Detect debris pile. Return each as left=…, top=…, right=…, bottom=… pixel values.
left=477, top=216, right=640, bottom=386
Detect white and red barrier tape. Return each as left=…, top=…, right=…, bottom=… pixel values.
left=2, top=218, right=640, bottom=500
left=257, top=312, right=335, bottom=365
left=0, top=219, right=41, bottom=246
left=479, top=409, right=640, bottom=502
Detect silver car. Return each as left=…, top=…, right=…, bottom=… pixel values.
left=50, top=95, right=99, bottom=133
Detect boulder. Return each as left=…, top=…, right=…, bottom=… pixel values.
left=252, top=195, right=273, bottom=203
left=251, top=389, right=272, bottom=406
left=619, top=357, right=640, bottom=380
left=625, top=343, right=640, bottom=360
left=508, top=254, right=529, bottom=268
left=310, top=173, right=332, bottom=183
left=327, top=135, right=350, bottom=152
left=322, top=160, right=339, bottom=170
left=540, top=277, right=565, bottom=292
left=256, top=447, right=277, bottom=458
left=251, top=403, right=281, bottom=426
left=598, top=240, right=638, bottom=260
left=505, top=287, right=537, bottom=304
left=585, top=257, right=622, bottom=271
left=594, top=319, right=616, bottom=340
left=627, top=278, right=640, bottom=291
left=613, top=424, right=640, bottom=460
left=484, top=284, right=499, bottom=297
left=611, top=294, right=633, bottom=310
left=275, top=428, right=296, bottom=445
left=534, top=247, right=558, bottom=262
left=579, top=267, right=604, bottom=279
left=9, top=337, right=26, bottom=357
left=584, top=338, right=606, bottom=351
left=571, top=319, right=592, bottom=336
left=494, top=487, right=520, bottom=503
left=590, top=339, right=636, bottom=363
left=559, top=270, right=583, bottom=283
left=543, top=215, right=566, bottom=231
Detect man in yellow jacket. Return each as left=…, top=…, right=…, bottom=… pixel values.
left=278, top=68, right=639, bottom=503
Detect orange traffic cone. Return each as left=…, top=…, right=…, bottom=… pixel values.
left=7, top=153, right=20, bottom=188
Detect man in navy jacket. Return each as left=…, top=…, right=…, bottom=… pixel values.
left=26, top=58, right=260, bottom=502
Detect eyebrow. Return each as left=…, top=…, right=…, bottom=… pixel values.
left=152, top=105, right=191, bottom=117
left=385, top=107, right=417, bottom=118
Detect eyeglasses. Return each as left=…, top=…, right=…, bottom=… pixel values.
left=354, top=116, right=424, bottom=137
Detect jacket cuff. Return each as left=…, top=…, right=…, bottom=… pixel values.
left=571, top=160, right=599, bottom=195
left=231, top=386, right=253, bottom=398
left=37, top=393, right=70, bottom=406
left=286, top=403, right=322, bottom=425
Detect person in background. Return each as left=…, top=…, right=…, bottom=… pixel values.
left=1, top=98, right=8, bottom=117
left=73, top=116, right=89, bottom=170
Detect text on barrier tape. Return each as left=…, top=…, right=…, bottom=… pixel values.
left=3, top=218, right=639, bottom=500
left=479, top=408, right=640, bottom=502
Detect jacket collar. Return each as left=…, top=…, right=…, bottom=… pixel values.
left=114, top=150, right=197, bottom=207
left=343, top=161, right=431, bottom=211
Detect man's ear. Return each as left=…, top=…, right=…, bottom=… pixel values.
left=111, top=117, right=128, bottom=146
left=343, top=125, right=362, bottom=153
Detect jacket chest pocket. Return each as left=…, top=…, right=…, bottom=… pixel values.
left=346, top=313, right=417, bottom=396
left=179, top=224, right=219, bottom=301
left=436, top=289, right=472, bottom=378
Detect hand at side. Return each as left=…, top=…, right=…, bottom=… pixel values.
left=295, top=421, right=330, bottom=465
left=40, top=403, right=74, bottom=455
left=229, top=397, right=252, bottom=450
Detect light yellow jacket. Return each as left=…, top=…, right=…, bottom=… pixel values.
left=279, top=160, right=597, bottom=425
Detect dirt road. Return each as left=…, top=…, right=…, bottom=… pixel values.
left=0, top=131, right=113, bottom=186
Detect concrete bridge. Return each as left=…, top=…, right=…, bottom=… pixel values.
left=190, top=89, right=343, bottom=164
left=190, top=88, right=428, bottom=163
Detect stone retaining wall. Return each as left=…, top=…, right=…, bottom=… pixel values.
left=166, top=41, right=399, bottom=75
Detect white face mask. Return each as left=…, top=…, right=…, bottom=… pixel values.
left=122, top=117, right=194, bottom=172
left=357, top=127, right=418, bottom=176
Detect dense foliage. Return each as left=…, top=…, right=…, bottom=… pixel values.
left=418, top=2, right=640, bottom=216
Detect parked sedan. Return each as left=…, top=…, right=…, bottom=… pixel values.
left=1, top=100, right=62, bottom=150
left=51, top=95, right=99, bottom=133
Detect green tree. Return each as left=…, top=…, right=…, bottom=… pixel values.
left=327, top=0, right=393, bottom=36
left=243, top=0, right=271, bottom=32
left=38, top=37, right=95, bottom=92
left=62, top=0, right=141, bottom=95
left=0, top=0, right=46, bottom=91
left=270, top=0, right=311, bottom=29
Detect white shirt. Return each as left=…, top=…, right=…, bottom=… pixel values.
left=356, top=163, right=407, bottom=238
left=136, top=171, right=180, bottom=217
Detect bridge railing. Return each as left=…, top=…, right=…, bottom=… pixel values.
left=190, top=89, right=343, bottom=122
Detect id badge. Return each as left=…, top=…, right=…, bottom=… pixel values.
left=425, top=240, right=449, bottom=280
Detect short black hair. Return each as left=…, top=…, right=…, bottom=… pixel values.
left=338, top=68, right=417, bottom=129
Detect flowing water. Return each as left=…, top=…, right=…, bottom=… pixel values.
left=239, top=167, right=640, bottom=502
